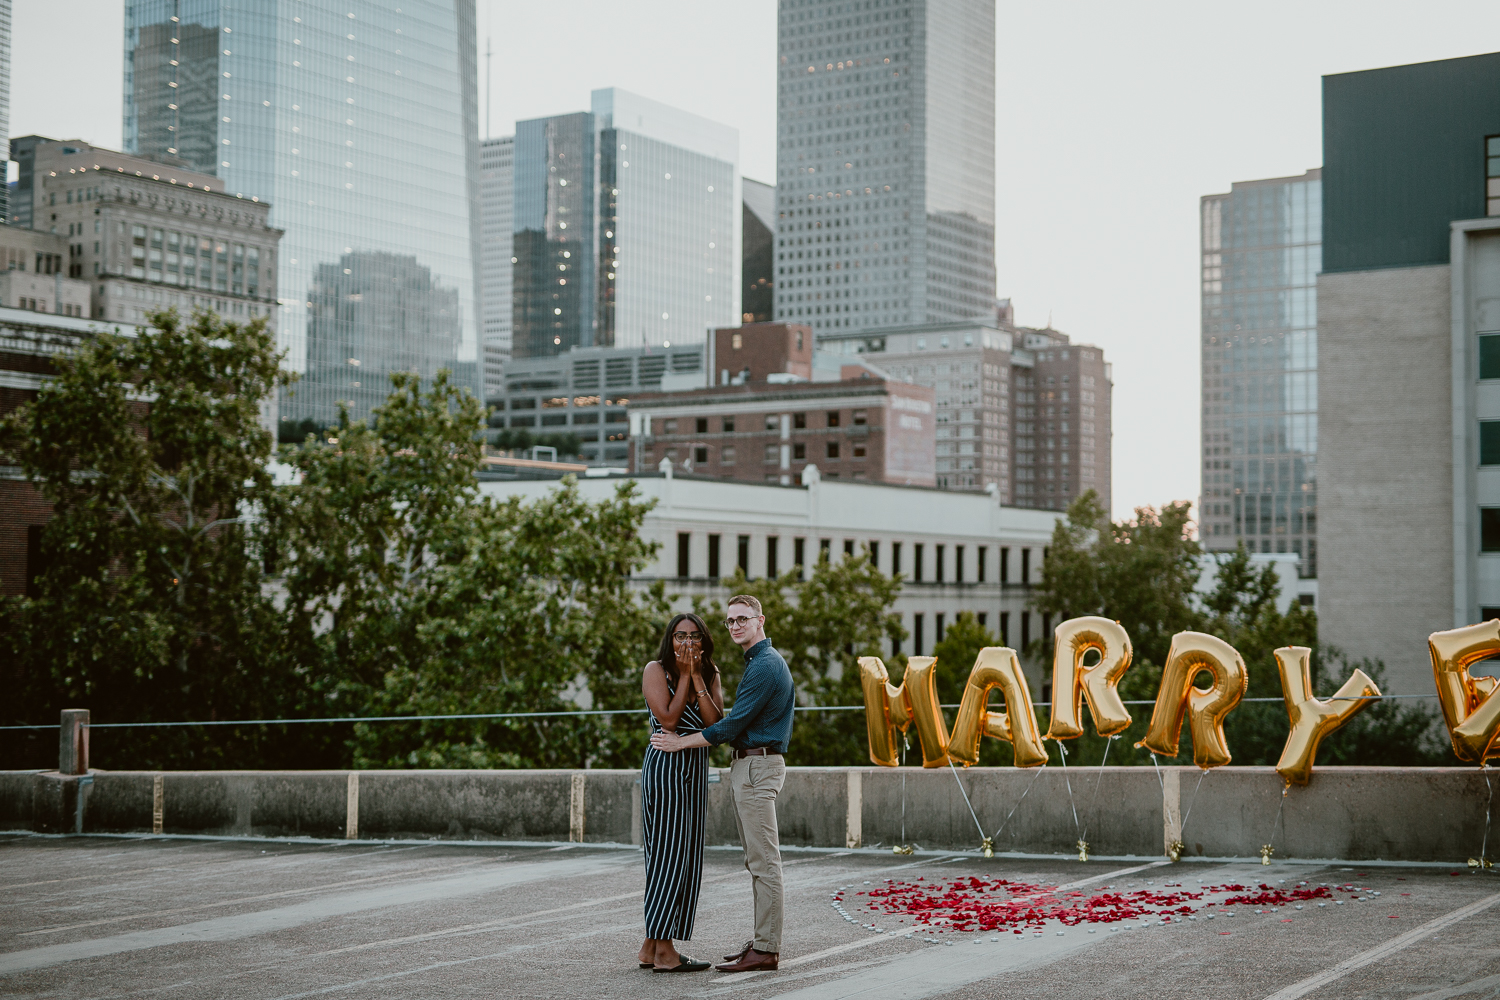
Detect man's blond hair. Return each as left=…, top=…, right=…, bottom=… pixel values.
left=726, top=594, right=763, bottom=616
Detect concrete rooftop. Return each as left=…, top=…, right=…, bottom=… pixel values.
left=2, top=833, right=1499, bottom=998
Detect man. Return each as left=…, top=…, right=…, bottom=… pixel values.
left=649, top=594, right=794, bottom=973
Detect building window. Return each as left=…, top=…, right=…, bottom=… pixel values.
left=1020, top=611, right=1031, bottom=648
left=721, top=446, right=736, bottom=464
left=708, top=534, right=721, bottom=579
left=913, top=613, right=924, bottom=655
left=936, top=613, right=946, bottom=643
left=767, top=536, right=779, bottom=577
left=1021, top=548, right=1031, bottom=585
left=914, top=543, right=925, bottom=582
left=765, top=414, right=779, bottom=431
left=696, top=417, right=709, bottom=433
left=793, top=443, right=806, bottom=460
left=827, top=410, right=841, bottom=427
left=1000, top=547, right=1010, bottom=584
left=1488, top=135, right=1500, bottom=217
left=732, top=332, right=743, bottom=349
left=694, top=446, right=708, bottom=464
left=794, top=412, right=806, bottom=429
left=868, top=540, right=879, bottom=569
left=677, top=532, right=691, bottom=578
left=852, top=443, right=866, bottom=458
left=1484, top=509, right=1500, bottom=552
left=826, top=441, right=840, bottom=459
left=892, top=617, right=902, bottom=657
left=999, top=611, right=1010, bottom=646
left=843, top=539, right=855, bottom=558
left=1481, top=335, right=1500, bottom=380
left=663, top=419, right=677, bottom=433
left=977, top=545, right=988, bottom=583
left=935, top=544, right=945, bottom=582
left=892, top=541, right=902, bottom=577
left=853, top=409, right=867, bottom=426
left=794, top=537, right=806, bottom=579
left=738, top=535, right=751, bottom=576
left=723, top=416, right=735, bottom=433
left=820, top=538, right=832, bottom=561
left=764, top=444, right=778, bottom=462
left=1482, top=422, right=1500, bottom=466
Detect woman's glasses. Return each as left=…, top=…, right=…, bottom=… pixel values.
left=671, top=632, right=703, bottom=643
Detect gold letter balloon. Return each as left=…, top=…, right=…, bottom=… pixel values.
left=1428, top=621, right=1500, bottom=764
left=1044, top=616, right=1134, bottom=740
left=858, top=656, right=950, bottom=767
left=1136, top=631, right=1248, bottom=768
left=1273, top=646, right=1380, bottom=786
left=948, top=647, right=1049, bottom=768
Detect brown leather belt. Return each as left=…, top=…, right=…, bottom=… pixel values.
left=732, top=747, right=780, bottom=759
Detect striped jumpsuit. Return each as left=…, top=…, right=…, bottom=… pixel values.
left=641, top=679, right=709, bottom=941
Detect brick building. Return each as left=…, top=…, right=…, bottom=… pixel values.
left=628, top=374, right=936, bottom=487
left=819, top=320, right=1113, bottom=511
left=0, top=310, right=142, bottom=597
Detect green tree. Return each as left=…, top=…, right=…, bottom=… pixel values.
left=0, top=309, right=300, bottom=768
left=271, top=370, right=666, bottom=769
left=692, top=550, right=906, bottom=766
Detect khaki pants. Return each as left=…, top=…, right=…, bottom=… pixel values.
left=729, top=753, right=786, bottom=953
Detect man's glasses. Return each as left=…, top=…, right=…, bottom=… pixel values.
left=723, top=616, right=758, bottom=629
left=671, top=632, right=703, bottom=643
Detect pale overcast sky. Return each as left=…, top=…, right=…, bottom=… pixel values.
left=14, top=1, right=1500, bottom=520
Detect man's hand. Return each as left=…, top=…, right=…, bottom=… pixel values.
left=651, top=730, right=709, bottom=753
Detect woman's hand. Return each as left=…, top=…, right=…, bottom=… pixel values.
left=675, top=641, right=700, bottom=676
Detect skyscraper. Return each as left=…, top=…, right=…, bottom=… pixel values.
left=480, top=135, right=513, bottom=399
left=0, top=0, right=11, bottom=226
left=743, top=177, right=775, bottom=323
left=1199, top=170, right=1321, bottom=580
left=123, top=0, right=481, bottom=427
left=772, top=0, right=996, bottom=336
left=511, top=88, right=740, bottom=359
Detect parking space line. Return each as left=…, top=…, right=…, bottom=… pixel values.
left=1261, top=892, right=1500, bottom=1000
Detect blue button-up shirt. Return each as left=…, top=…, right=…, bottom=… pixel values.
left=701, top=637, right=795, bottom=754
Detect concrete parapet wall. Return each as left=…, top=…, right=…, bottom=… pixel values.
left=0, top=766, right=1491, bottom=862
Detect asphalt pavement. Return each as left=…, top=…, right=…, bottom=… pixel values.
left=2, top=832, right=1499, bottom=999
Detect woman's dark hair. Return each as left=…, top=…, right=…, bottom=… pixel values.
left=657, top=612, right=718, bottom=689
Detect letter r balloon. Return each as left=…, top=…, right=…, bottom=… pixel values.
left=1136, top=631, right=1248, bottom=768
left=1044, top=616, right=1133, bottom=740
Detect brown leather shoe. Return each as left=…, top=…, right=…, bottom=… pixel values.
left=723, top=940, right=753, bottom=962
left=715, top=948, right=778, bottom=973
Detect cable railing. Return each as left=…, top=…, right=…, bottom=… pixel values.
left=0, top=694, right=1439, bottom=732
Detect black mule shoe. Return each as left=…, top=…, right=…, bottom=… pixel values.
left=654, top=955, right=712, bottom=973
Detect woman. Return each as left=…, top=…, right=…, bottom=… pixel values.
left=637, top=612, right=724, bottom=973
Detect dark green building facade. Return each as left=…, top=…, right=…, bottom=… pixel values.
left=1322, top=51, right=1500, bottom=274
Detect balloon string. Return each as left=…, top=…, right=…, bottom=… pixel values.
left=1179, top=769, right=1208, bottom=839
left=1264, top=785, right=1289, bottom=854
left=1482, top=767, right=1493, bottom=867
left=1149, top=752, right=1164, bottom=792
left=946, top=756, right=987, bottom=844
left=900, top=736, right=907, bottom=847
left=990, top=757, right=1048, bottom=844
left=1057, top=741, right=1082, bottom=842
left=1080, top=736, right=1115, bottom=844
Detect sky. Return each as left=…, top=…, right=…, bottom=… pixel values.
left=12, top=1, right=1500, bottom=520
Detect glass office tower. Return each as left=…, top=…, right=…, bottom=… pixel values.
left=1199, top=169, right=1321, bottom=575
left=480, top=134, right=513, bottom=399
left=511, top=88, right=739, bottom=359
left=123, top=0, right=481, bottom=427
left=772, top=0, right=996, bottom=335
